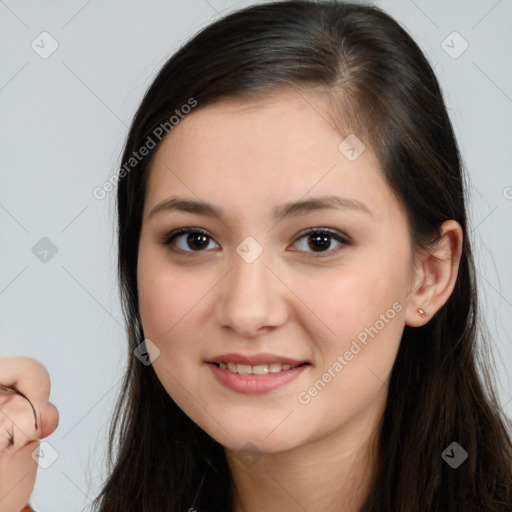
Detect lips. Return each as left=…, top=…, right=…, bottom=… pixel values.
left=205, top=352, right=311, bottom=394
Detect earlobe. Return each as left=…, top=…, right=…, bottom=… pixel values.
left=405, top=220, right=463, bottom=327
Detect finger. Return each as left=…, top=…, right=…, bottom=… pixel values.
left=39, top=402, right=59, bottom=439
left=0, top=394, right=38, bottom=452
left=0, top=357, right=51, bottom=406
left=0, top=357, right=53, bottom=434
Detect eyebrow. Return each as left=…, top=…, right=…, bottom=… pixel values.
left=147, top=195, right=372, bottom=221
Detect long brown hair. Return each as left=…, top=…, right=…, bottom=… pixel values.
left=93, top=1, right=512, bottom=510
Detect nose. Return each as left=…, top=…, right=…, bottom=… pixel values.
left=215, top=244, right=288, bottom=338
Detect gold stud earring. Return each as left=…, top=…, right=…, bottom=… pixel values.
left=417, top=307, right=429, bottom=318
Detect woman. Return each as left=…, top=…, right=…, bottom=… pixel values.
left=3, top=1, right=512, bottom=510
left=97, top=0, right=512, bottom=509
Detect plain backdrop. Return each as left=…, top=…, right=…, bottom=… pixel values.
left=1, top=1, right=511, bottom=510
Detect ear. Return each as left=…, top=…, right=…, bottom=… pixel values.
left=405, top=220, right=463, bottom=327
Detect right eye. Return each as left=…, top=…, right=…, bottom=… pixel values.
left=161, top=227, right=220, bottom=256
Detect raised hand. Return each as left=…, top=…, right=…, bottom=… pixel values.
left=0, top=357, right=59, bottom=512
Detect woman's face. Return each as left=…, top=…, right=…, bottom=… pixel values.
left=137, top=89, right=417, bottom=453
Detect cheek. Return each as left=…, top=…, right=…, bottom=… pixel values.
left=293, top=264, right=406, bottom=357
left=137, top=250, right=214, bottom=394
left=137, top=246, right=208, bottom=341
left=291, top=273, right=405, bottom=443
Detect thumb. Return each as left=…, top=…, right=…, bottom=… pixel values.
left=39, top=401, right=59, bottom=439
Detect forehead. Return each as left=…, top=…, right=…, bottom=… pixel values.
left=144, top=89, right=399, bottom=222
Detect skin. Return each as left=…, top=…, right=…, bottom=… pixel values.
left=137, top=87, right=462, bottom=511
left=0, top=357, right=59, bottom=512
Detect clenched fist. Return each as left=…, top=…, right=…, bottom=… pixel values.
left=0, top=357, right=59, bottom=512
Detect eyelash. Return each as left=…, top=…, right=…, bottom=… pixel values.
left=160, top=227, right=351, bottom=258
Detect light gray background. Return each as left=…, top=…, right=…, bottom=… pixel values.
left=1, top=1, right=511, bottom=510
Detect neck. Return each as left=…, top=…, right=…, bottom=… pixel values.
left=226, top=386, right=386, bottom=512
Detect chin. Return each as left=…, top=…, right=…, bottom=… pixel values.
left=200, top=420, right=303, bottom=455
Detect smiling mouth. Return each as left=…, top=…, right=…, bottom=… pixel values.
left=209, top=362, right=309, bottom=375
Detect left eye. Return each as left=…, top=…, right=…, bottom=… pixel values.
left=291, top=229, right=350, bottom=256
left=161, top=228, right=350, bottom=257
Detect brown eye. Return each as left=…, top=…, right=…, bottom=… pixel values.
left=183, top=232, right=209, bottom=250
left=307, top=233, right=332, bottom=252
left=162, top=228, right=219, bottom=255
left=291, top=229, right=350, bottom=256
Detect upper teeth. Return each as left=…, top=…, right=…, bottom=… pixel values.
left=218, top=362, right=299, bottom=374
